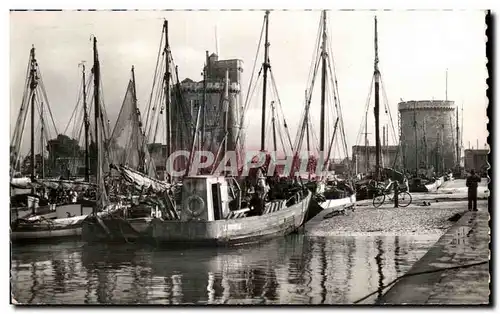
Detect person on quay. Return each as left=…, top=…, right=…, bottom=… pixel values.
left=466, top=169, right=481, bottom=211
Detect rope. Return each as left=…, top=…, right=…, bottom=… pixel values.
left=10, top=56, right=31, bottom=150
left=144, top=25, right=165, bottom=135
left=353, top=260, right=489, bottom=304
left=269, top=69, right=293, bottom=153
left=327, top=47, right=350, bottom=161
left=234, top=67, right=263, bottom=147
left=355, top=76, right=375, bottom=146
left=38, top=72, right=59, bottom=136
left=233, top=16, right=266, bottom=147
left=293, top=51, right=321, bottom=155
left=379, top=74, right=398, bottom=144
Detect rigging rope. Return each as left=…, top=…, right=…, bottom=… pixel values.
left=269, top=68, right=293, bottom=153
left=146, top=55, right=165, bottom=144
left=38, top=71, right=59, bottom=136
left=327, top=42, right=350, bottom=161
left=144, top=27, right=165, bottom=138
left=355, top=76, right=375, bottom=146
left=233, top=16, right=266, bottom=148
left=10, top=55, right=31, bottom=150
left=379, top=74, right=398, bottom=144
left=234, top=67, right=263, bottom=148
left=293, top=51, right=321, bottom=155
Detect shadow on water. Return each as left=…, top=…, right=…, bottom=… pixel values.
left=375, top=238, right=385, bottom=300
left=11, top=234, right=439, bottom=304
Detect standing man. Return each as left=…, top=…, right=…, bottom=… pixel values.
left=466, top=169, right=481, bottom=211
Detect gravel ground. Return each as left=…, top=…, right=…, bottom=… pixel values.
left=305, top=200, right=488, bottom=237
left=304, top=179, right=490, bottom=237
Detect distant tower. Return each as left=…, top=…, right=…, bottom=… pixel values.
left=174, top=52, right=244, bottom=158
left=398, top=100, right=456, bottom=172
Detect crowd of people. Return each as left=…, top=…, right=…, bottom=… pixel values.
left=34, top=186, right=96, bottom=205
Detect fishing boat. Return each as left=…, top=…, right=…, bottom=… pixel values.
left=82, top=12, right=312, bottom=245
left=9, top=47, right=101, bottom=223
left=350, top=16, right=412, bottom=202
left=292, top=11, right=355, bottom=212
left=102, top=21, right=188, bottom=218
left=11, top=38, right=121, bottom=242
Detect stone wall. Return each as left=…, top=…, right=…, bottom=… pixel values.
left=171, top=53, right=244, bottom=161
left=464, top=149, right=489, bottom=173
left=352, top=145, right=401, bottom=174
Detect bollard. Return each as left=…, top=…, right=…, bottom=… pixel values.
left=394, top=182, right=399, bottom=208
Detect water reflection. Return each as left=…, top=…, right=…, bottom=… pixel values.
left=11, top=234, right=438, bottom=304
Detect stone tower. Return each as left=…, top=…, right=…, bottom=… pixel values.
left=398, top=100, right=457, bottom=173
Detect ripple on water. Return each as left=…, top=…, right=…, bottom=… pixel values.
left=11, top=234, right=440, bottom=304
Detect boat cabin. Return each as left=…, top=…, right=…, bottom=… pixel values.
left=180, top=175, right=233, bottom=222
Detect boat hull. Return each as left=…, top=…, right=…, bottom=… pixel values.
left=424, top=176, right=445, bottom=192
left=319, top=194, right=356, bottom=210
left=11, top=204, right=120, bottom=244
left=10, top=215, right=86, bottom=243
left=82, top=190, right=312, bottom=246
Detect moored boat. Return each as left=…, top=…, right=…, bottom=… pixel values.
left=11, top=203, right=121, bottom=243
left=83, top=174, right=311, bottom=245
left=82, top=12, right=312, bottom=246
left=292, top=11, right=356, bottom=213
left=11, top=37, right=124, bottom=243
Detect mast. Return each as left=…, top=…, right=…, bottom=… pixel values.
left=319, top=10, right=327, bottom=153
left=364, top=110, right=368, bottom=173
left=202, top=51, right=208, bottom=150
left=382, top=126, right=385, bottom=150
left=305, top=90, right=310, bottom=152
left=92, top=37, right=101, bottom=205
left=260, top=11, right=270, bottom=152
left=131, top=65, right=143, bottom=173
left=175, top=65, right=183, bottom=153
left=223, top=69, right=229, bottom=157
left=29, top=46, right=37, bottom=183
left=271, top=101, right=277, bottom=152
left=82, top=63, right=90, bottom=182
left=215, top=25, right=219, bottom=56
left=186, top=107, right=202, bottom=176
left=413, top=102, right=418, bottom=174
left=40, top=101, right=45, bottom=179
left=423, top=120, right=428, bottom=167
left=445, top=69, right=448, bottom=101
left=40, top=101, right=44, bottom=179
left=455, top=106, right=459, bottom=166
left=442, top=124, right=445, bottom=172
left=461, top=102, right=464, bottom=161
left=373, top=16, right=381, bottom=180
left=164, top=21, right=172, bottom=170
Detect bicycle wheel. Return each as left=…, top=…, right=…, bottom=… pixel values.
left=373, top=193, right=385, bottom=208
left=397, top=191, right=412, bottom=207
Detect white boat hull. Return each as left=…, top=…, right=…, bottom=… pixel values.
left=11, top=226, right=82, bottom=240
left=11, top=215, right=86, bottom=241
left=319, top=195, right=356, bottom=210
left=11, top=204, right=122, bottom=242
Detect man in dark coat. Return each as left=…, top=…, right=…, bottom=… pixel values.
left=466, top=169, right=481, bottom=211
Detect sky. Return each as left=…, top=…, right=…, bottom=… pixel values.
left=9, top=10, right=488, bottom=157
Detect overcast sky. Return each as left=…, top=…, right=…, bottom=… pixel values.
left=10, top=10, right=488, bottom=157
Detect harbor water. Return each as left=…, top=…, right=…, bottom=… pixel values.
left=11, top=234, right=439, bottom=304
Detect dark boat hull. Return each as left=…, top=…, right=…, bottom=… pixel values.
left=82, top=190, right=312, bottom=246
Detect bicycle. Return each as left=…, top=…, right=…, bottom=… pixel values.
left=372, top=180, right=412, bottom=208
